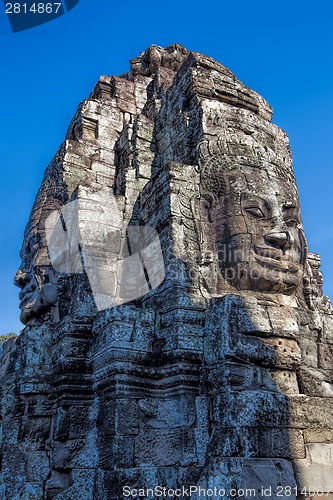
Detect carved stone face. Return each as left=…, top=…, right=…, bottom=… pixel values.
left=14, top=233, right=58, bottom=325
left=214, top=169, right=305, bottom=294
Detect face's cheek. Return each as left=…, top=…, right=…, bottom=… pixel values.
left=217, top=210, right=269, bottom=266
left=245, top=217, right=271, bottom=244
left=285, top=226, right=303, bottom=263
left=36, top=268, right=59, bottom=306
left=41, top=282, right=58, bottom=305
left=217, top=233, right=253, bottom=279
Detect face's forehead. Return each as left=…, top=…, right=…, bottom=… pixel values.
left=20, top=230, right=38, bottom=258
left=223, top=166, right=299, bottom=208
left=20, top=228, right=50, bottom=267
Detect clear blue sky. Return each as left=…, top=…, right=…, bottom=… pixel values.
left=1, top=0, right=332, bottom=334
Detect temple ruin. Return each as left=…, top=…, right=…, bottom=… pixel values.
left=0, top=44, right=332, bottom=499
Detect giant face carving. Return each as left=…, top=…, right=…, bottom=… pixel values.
left=14, top=232, right=59, bottom=325
left=217, top=171, right=304, bottom=294
left=199, top=131, right=306, bottom=295
left=14, top=155, right=68, bottom=326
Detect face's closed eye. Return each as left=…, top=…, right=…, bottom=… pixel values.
left=282, top=204, right=301, bottom=229
left=244, top=206, right=265, bottom=218
left=241, top=193, right=269, bottom=220
left=284, top=217, right=300, bottom=228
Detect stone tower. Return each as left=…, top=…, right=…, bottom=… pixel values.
left=1, top=45, right=332, bottom=499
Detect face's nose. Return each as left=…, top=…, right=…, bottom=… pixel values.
left=264, top=231, right=292, bottom=250
left=14, top=268, right=29, bottom=289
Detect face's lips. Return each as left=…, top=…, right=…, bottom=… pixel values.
left=253, top=246, right=300, bottom=274
left=18, top=290, right=37, bottom=309
left=254, top=246, right=283, bottom=261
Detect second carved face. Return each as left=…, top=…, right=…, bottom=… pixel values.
left=14, top=233, right=59, bottom=325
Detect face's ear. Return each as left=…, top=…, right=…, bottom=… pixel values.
left=302, top=260, right=315, bottom=310
left=201, top=193, right=216, bottom=223
left=298, top=227, right=308, bottom=267
left=302, top=251, right=324, bottom=310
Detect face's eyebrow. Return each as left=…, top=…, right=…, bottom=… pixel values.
left=282, top=202, right=298, bottom=211
left=241, top=193, right=266, bottom=204
left=241, top=193, right=271, bottom=213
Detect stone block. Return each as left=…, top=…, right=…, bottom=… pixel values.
left=25, top=450, right=50, bottom=482
left=211, top=362, right=299, bottom=394
left=209, top=427, right=259, bottom=458
left=53, top=469, right=96, bottom=500
left=138, top=396, right=195, bottom=429
left=322, top=315, right=333, bottom=344
left=213, top=391, right=289, bottom=429
left=163, top=333, right=203, bottom=354
left=294, top=443, right=333, bottom=491
left=53, top=436, right=98, bottom=469
left=91, top=160, right=115, bottom=176
left=304, top=429, right=333, bottom=443
left=267, top=305, right=299, bottom=339
left=297, top=367, right=333, bottom=397
left=299, top=336, right=318, bottom=368
left=3, top=481, right=44, bottom=500
left=239, top=458, right=297, bottom=499
left=181, top=428, right=198, bottom=466
left=231, top=298, right=272, bottom=335
left=288, top=396, right=333, bottom=428
left=208, top=425, right=305, bottom=460
left=116, top=399, right=139, bottom=435
left=60, top=337, right=91, bottom=359
left=99, top=435, right=134, bottom=468
left=194, top=397, right=210, bottom=465
left=262, top=337, right=301, bottom=369
left=19, top=416, right=51, bottom=450
left=134, top=429, right=183, bottom=466
left=269, top=369, right=299, bottom=395
left=192, top=458, right=296, bottom=500
left=258, top=428, right=306, bottom=459
left=68, top=405, right=91, bottom=439
left=318, top=343, right=333, bottom=370
left=45, top=471, right=72, bottom=498
left=54, top=408, right=70, bottom=441
left=204, top=296, right=301, bottom=368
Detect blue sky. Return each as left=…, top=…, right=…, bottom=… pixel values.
left=1, top=0, right=332, bottom=334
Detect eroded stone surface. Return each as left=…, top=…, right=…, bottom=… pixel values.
left=1, top=44, right=332, bottom=499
